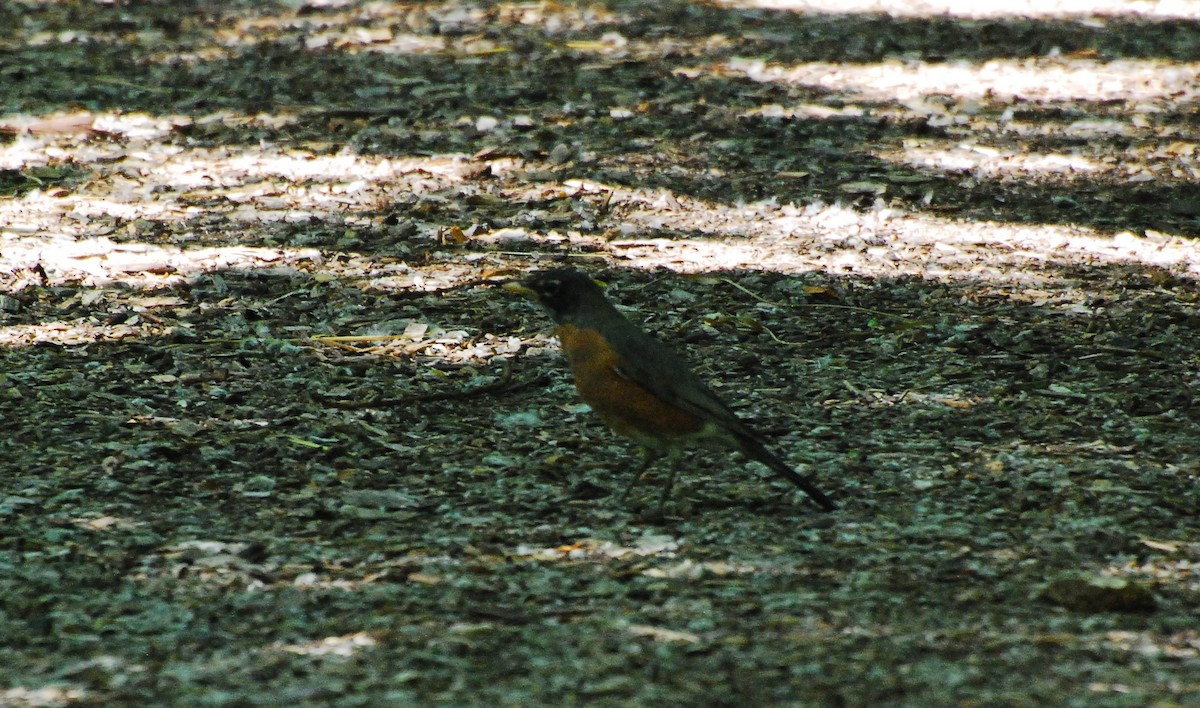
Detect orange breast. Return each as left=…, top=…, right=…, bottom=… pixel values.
left=556, top=324, right=706, bottom=449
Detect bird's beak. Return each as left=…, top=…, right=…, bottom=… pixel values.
left=502, top=281, right=539, bottom=301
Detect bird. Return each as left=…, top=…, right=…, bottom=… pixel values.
left=504, top=267, right=835, bottom=513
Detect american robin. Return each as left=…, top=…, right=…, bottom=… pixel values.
left=504, top=268, right=835, bottom=512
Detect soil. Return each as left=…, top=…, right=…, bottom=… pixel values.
left=1, top=1, right=1198, bottom=705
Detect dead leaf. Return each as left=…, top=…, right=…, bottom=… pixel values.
left=628, top=624, right=701, bottom=644
left=839, top=181, right=887, bottom=195
left=1138, top=538, right=1180, bottom=553
left=1, top=112, right=98, bottom=136
left=407, top=572, right=444, bottom=585
left=440, top=225, right=469, bottom=245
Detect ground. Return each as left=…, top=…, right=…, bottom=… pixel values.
left=1, top=0, right=1199, bottom=705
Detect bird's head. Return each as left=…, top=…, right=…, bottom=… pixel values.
left=503, top=268, right=606, bottom=324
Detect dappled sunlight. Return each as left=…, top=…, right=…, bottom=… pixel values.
left=15, top=1, right=627, bottom=62
left=739, top=105, right=1190, bottom=183
left=515, top=533, right=683, bottom=562
left=0, top=110, right=296, bottom=169
left=888, top=134, right=1196, bottom=178
left=0, top=233, right=321, bottom=288
left=0, top=115, right=492, bottom=249
left=707, top=56, right=1200, bottom=103
left=0, top=685, right=89, bottom=706
left=279, top=632, right=377, bottom=657
left=4, top=147, right=1200, bottom=308
left=70, top=514, right=141, bottom=532
left=600, top=190, right=1200, bottom=288
left=3, top=92, right=1197, bottom=314
left=0, top=109, right=474, bottom=183
left=1105, top=631, right=1200, bottom=663
left=220, top=0, right=621, bottom=53
left=0, top=317, right=170, bottom=347
left=893, top=143, right=1106, bottom=177
left=708, top=0, right=1200, bottom=20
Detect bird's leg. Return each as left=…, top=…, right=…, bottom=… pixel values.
left=654, top=449, right=683, bottom=514
left=620, top=449, right=658, bottom=502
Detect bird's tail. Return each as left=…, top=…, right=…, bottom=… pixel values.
left=736, top=434, right=836, bottom=511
